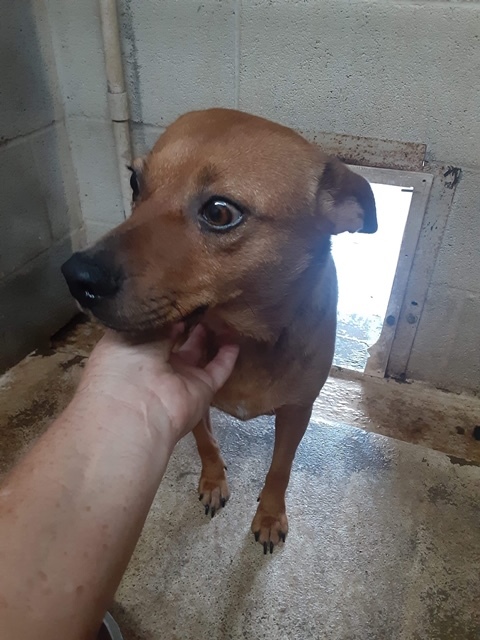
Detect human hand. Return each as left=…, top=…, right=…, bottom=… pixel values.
left=76, top=324, right=239, bottom=443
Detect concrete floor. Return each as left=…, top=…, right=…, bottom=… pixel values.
left=1, top=317, right=480, bottom=640
left=334, top=313, right=383, bottom=372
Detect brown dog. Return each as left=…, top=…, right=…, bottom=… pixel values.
left=62, top=108, right=377, bottom=553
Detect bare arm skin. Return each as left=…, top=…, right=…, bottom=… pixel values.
left=0, top=325, right=238, bottom=640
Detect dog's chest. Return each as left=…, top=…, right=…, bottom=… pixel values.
left=211, top=361, right=278, bottom=420
left=204, top=302, right=335, bottom=420
left=210, top=342, right=310, bottom=420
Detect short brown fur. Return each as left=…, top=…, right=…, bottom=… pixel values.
left=64, top=108, right=376, bottom=551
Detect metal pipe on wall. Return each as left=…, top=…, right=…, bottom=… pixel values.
left=99, top=0, right=132, bottom=219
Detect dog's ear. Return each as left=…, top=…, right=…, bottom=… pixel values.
left=127, top=157, right=146, bottom=204
left=316, top=157, right=377, bottom=234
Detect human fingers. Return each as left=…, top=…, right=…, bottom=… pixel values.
left=174, top=324, right=207, bottom=367
left=203, top=344, right=239, bottom=392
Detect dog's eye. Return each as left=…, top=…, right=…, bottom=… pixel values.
left=128, top=166, right=140, bottom=201
left=200, top=198, right=243, bottom=230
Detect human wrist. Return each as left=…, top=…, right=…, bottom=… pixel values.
left=70, top=377, right=177, bottom=453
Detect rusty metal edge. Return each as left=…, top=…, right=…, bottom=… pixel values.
left=299, top=130, right=427, bottom=172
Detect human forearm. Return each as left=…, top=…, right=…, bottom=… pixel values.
left=0, top=325, right=238, bottom=640
left=0, top=389, right=174, bottom=640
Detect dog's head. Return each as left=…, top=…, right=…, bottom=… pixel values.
left=62, top=109, right=376, bottom=338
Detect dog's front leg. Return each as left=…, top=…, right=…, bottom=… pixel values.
left=251, top=404, right=312, bottom=553
left=193, top=410, right=229, bottom=518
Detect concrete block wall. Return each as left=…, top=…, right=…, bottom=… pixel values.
left=0, top=1, right=83, bottom=371
left=41, top=0, right=480, bottom=393
left=46, top=0, right=125, bottom=244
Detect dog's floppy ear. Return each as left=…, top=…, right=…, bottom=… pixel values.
left=317, top=157, right=377, bottom=234
left=127, top=157, right=146, bottom=204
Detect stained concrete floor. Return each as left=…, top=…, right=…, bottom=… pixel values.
left=1, top=317, right=480, bottom=640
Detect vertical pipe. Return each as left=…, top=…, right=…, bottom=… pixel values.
left=99, top=0, right=132, bottom=219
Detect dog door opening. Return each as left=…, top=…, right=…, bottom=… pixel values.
left=331, top=183, right=413, bottom=372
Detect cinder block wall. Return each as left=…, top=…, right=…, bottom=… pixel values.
left=0, top=1, right=83, bottom=372
left=46, top=0, right=125, bottom=244
left=42, top=0, right=480, bottom=393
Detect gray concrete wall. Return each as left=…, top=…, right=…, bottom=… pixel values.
left=46, top=0, right=125, bottom=244
left=0, top=1, right=84, bottom=372
left=45, top=0, right=480, bottom=394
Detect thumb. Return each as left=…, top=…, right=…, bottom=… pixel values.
left=204, top=344, right=239, bottom=392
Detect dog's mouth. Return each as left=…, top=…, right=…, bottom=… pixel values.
left=87, top=303, right=210, bottom=336
left=182, top=304, right=209, bottom=330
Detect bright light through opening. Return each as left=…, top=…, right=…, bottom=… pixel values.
left=331, top=183, right=413, bottom=372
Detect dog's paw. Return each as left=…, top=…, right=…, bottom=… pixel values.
left=198, top=466, right=230, bottom=518
left=251, top=499, right=288, bottom=554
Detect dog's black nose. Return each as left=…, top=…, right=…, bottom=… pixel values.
left=61, top=251, right=120, bottom=308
